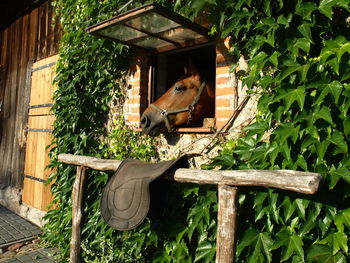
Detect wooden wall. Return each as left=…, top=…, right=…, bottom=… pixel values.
left=0, top=0, right=61, bottom=188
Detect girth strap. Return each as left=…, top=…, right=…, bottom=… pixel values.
left=150, top=82, right=206, bottom=132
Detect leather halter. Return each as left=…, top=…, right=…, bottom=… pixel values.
left=150, top=82, right=206, bottom=132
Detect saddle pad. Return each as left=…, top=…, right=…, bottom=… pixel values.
left=101, top=156, right=187, bottom=231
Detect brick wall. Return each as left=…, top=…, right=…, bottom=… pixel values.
left=215, top=37, right=238, bottom=129
left=124, top=51, right=150, bottom=127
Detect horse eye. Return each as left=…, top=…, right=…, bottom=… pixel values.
left=174, top=84, right=186, bottom=92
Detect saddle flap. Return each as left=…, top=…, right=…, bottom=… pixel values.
left=101, top=156, right=188, bottom=231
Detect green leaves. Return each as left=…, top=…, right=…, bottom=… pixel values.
left=335, top=209, right=350, bottom=232
left=194, top=242, right=216, bottom=263
left=295, top=38, right=311, bottom=54
left=319, top=0, right=350, bottom=19
left=46, top=0, right=350, bottom=262
left=100, top=116, right=157, bottom=162
left=249, top=232, right=274, bottom=263
left=313, top=81, right=343, bottom=105
left=298, top=24, right=314, bottom=44
left=205, top=0, right=350, bottom=262
left=284, top=86, right=306, bottom=112
left=44, top=0, right=161, bottom=262
left=280, top=233, right=305, bottom=261
left=296, top=2, right=318, bottom=20
left=320, top=36, right=350, bottom=75
left=320, top=232, right=348, bottom=255
left=328, top=131, right=348, bottom=154
left=305, top=106, right=333, bottom=126
left=237, top=229, right=273, bottom=263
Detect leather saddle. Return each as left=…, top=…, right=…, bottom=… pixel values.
left=100, top=156, right=188, bottom=231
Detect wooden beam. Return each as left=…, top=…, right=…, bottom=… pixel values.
left=172, top=169, right=321, bottom=194
left=58, top=154, right=122, bottom=171
left=216, top=185, right=238, bottom=263
left=58, top=154, right=323, bottom=194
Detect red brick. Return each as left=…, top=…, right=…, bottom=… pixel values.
left=216, top=77, right=230, bottom=85
left=216, top=120, right=229, bottom=129
left=216, top=66, right=230, bottom=75
left=216, top=98, right=231, bottom=107
left=127, top=97, right=140, bottom=104
left=216, top=109, right=234, bottom=119
left=217, top=55, right=232, bottom=65
left=216, top=87, right=235, bottom=96
left=216, top=52, right=225, bottom=61
left=131, top=87, right=140, bottom=96
left=131, top=106, right=140, bottom=114
left=127, top=115, right=140, bottom=122
left=130, top=80, right=141, bottom=87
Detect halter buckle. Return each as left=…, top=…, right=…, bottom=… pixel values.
left=161, top=109, right=168, bottom=116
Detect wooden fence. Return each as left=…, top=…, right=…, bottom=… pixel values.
left=58, top=154, right=323, bottom=263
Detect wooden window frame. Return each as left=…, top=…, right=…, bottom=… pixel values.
left=86, top=3, right=214, bottom=53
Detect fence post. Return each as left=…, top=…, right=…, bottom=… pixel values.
left=216, top=185, right=239, bottom=263
left=69, top=166, right=88, bottom=263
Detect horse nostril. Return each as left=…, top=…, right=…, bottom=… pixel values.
left=140, top=115, right=150, bottom=128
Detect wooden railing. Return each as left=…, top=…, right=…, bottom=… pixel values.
left=58, top=154, right=323, bottom=263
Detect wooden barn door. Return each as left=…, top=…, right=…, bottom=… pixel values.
left=22, top=55, right=58, bottom=211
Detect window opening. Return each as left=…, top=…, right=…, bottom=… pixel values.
left=151, top=44, right=216, bottom=129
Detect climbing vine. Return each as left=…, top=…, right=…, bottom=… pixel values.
left=199, top=0, right=350, bottom=262
left=42, top=0, right=159, bottom=262
left=43, top=0, right=350, bottom=262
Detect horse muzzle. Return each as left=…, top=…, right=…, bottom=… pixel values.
left=140, top=111, right=165, bottom=137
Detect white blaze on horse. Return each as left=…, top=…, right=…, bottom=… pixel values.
left=140, top=64, right=215, bottom=136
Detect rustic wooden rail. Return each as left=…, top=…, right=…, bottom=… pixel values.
left=58, top=153, right=323, bottom=263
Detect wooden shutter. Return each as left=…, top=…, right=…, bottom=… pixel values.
left=22, top=55, right=57, bottom=211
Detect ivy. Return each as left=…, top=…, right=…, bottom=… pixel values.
left=43, top=0, right=350, bottom=262
left=42, top=0, right=159, bottom=262
left=43, top=1, right=219, bottom=262
left=201, top=0, right=350, bottom=262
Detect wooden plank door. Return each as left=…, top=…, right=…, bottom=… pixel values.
left=22, top=55, right=58, bottom=211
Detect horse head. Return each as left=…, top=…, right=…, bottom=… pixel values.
left=140, top=64, right=215, bottom=137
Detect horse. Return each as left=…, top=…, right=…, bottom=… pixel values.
left=140, top=64, right=215, bottom=137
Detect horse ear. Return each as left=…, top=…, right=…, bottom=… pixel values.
left=184, top=65, right=189, bottom=74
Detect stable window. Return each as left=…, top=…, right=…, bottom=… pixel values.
left=87, top=3, right=219, bottom=132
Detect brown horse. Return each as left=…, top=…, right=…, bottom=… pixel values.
left=140, top=65, right=215, bottom=137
